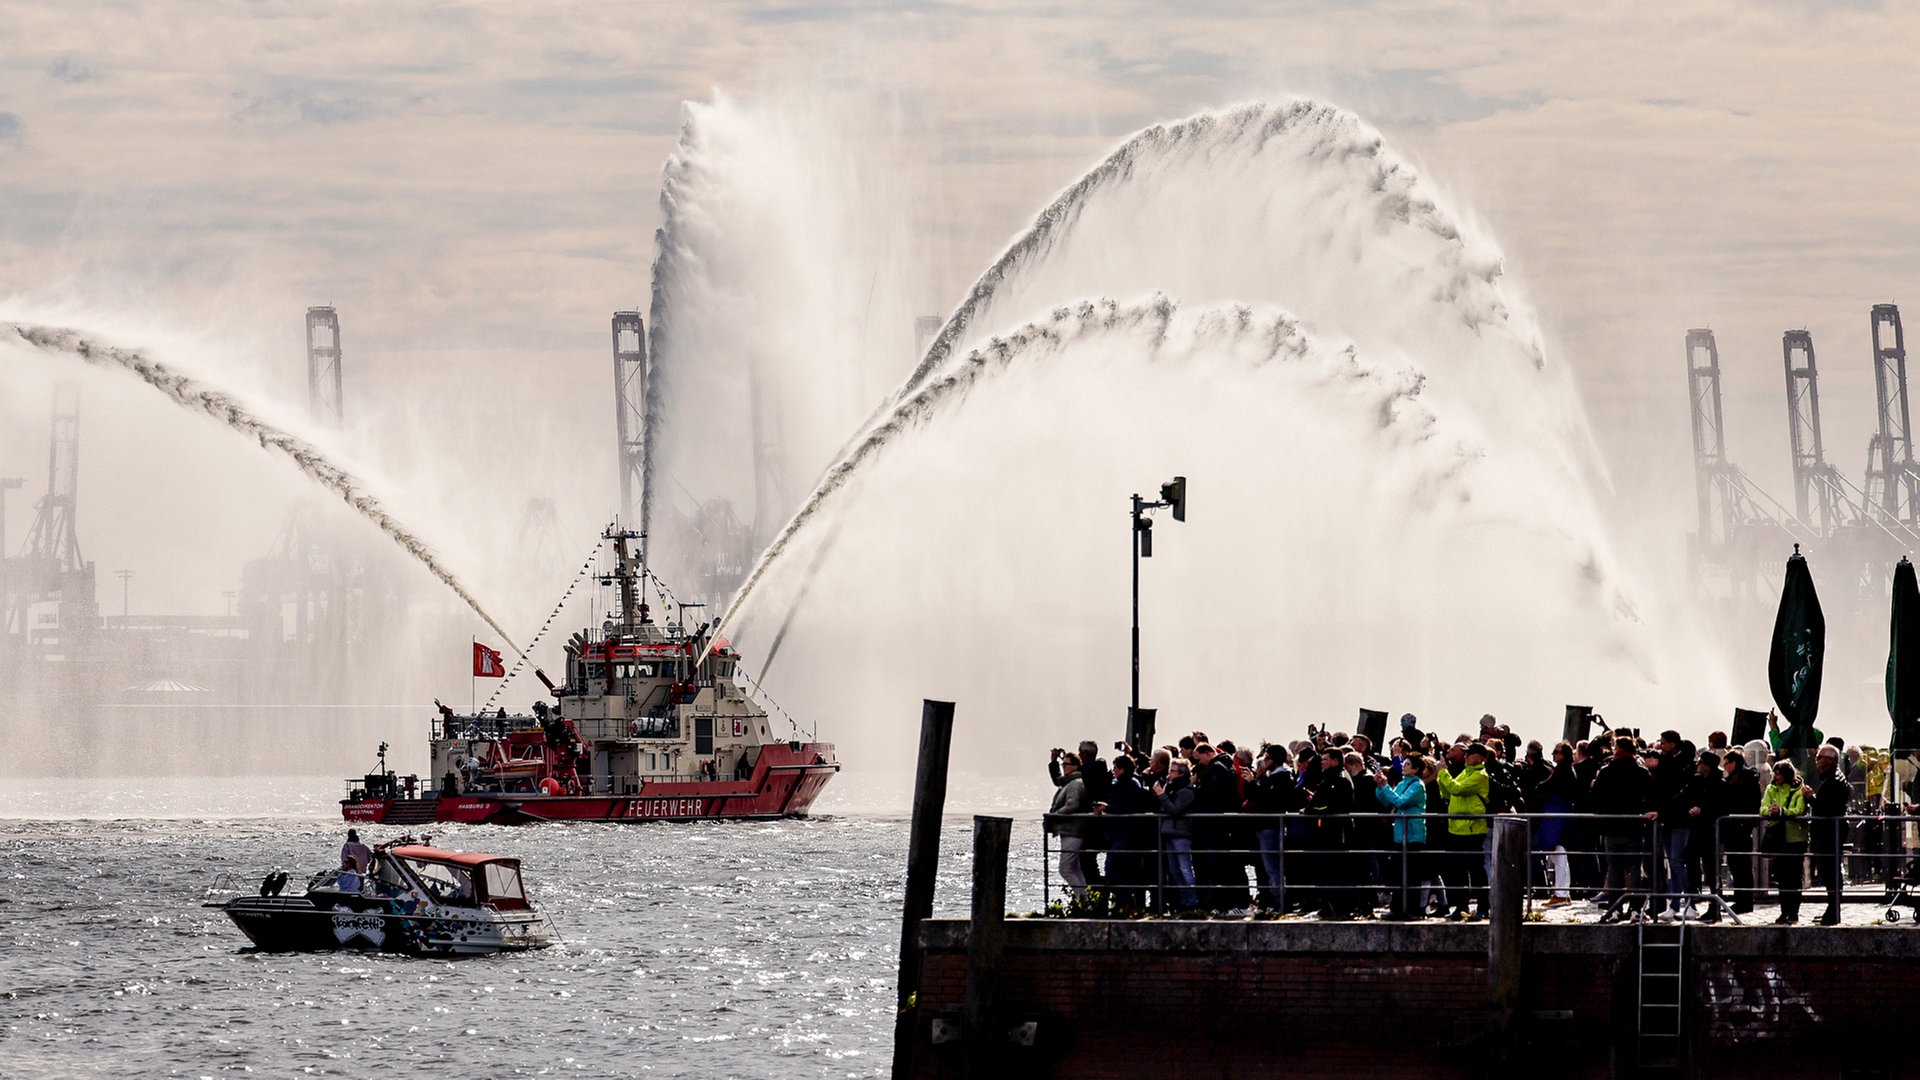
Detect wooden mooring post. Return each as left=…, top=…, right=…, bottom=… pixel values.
left=890, top=699, right=955, bottom=1080
left=1486, top=815, right=1528, bottom=1077
left=964, top=815, right=1012, bottom=1079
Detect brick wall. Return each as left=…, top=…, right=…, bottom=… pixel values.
left=903, top=920, right=1917, bottom=1079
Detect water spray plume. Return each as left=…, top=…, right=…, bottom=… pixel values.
left=667, top=94, right=1741, bottom=762
left=714, top=99, right=1611, bottom=638
left=3, top=322, right=525, bottom=657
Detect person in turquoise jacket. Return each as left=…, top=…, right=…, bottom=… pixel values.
left=1373, top=753, right=1429, bottom=920
left=1760, top=759, right=1810, bottom=923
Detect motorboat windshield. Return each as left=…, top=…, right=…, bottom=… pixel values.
left=386, top=845, right=531, bottom=910
left=401, top=857, right=475, bottom=904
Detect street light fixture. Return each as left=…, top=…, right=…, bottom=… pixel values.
left=1130, top=476, right=1185, bottom=749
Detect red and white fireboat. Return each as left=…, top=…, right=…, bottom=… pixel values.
left=342, top=526, right=838, bottom=825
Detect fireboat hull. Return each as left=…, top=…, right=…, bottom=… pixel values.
left=343, top=741, right=838, bottom=825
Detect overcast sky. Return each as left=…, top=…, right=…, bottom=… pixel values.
left=1, top=0, right=1916, bottom=614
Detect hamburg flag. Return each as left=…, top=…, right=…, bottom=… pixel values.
left=473, top=642, right=505, bottom=678
left=1768, top=545, right=1825, bottom=749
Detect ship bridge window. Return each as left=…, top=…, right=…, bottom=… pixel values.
left=402, top=859, right=475, bottom=904
left=586, top=663, right=607, bottom=682
left=614, top=662, right=660, bottom=679
left=715, top=661, right=734, bottom=678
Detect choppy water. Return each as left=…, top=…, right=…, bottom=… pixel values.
left=0, top=777, right=1046, bottom=1078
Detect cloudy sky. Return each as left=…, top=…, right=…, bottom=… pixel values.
left=1, top=0, right=1916, bottom=618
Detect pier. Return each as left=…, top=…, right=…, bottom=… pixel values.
left=893, top=779, right=1918, bottom=1080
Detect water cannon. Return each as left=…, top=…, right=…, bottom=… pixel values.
left=1160, top=476, right=1186, bottom=522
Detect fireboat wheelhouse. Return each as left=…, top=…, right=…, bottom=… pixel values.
left=342, top=526, right=838, bottom=825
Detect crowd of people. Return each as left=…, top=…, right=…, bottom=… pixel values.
left=1043, top=712, right=1897, bottom=925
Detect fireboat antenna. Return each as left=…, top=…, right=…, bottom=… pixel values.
left=677, top=601, right=706, bottom=633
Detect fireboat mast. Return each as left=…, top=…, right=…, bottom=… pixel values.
left=607, top=525, right=647, bottom=630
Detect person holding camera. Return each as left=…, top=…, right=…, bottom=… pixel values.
left=1051, top=741, right=1109, bottom=888
left=1102, top=754, right=1157, bottom=912
left=1245, top=743, right=1301, bottom=913
left=1433, top=742, right=1493, bottom=920
left=1047, top=752, right=1091, bottom=900
left=1304, top=747, right=1355, bottom=918
left=1153, top=758, right=1200, bottom=912
left=1372, top=753, right=1428, bottom=920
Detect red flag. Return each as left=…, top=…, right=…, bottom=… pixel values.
left=473, top=642, right=505, bottom=678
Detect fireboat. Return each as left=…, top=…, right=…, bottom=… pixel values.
left=341, top=525, right=838, bottom=825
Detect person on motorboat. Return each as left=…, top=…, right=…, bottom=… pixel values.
left=341, top=829, right=372, bottom=873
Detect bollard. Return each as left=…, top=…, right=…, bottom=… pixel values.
left=891, top=700, right=955, bottom=1080
left=1486, top=815, right=1527, bottom=1076
left=964, top=815, right=1012, bottom=1079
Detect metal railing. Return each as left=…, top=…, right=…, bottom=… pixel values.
left=1039, top=810, right=1920, bottom=922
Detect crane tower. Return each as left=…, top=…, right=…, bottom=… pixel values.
left=1865, top=304, right=1918, bottom=525
left=611, top=311, right=648, bottom=556
left=306, top=307, right=343, bottom=425
left=1783, top=330, right=1845, bottom=536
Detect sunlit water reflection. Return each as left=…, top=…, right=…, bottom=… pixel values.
left=1, top=774, right=1048, bottom=1078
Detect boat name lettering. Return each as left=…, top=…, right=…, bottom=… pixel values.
left=626, top=798, right=703, bottom=817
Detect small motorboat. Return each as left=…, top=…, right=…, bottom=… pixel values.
left=210, top=838, right=555, bottom=956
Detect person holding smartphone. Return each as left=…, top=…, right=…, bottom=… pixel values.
left=1374, top=754, right=1429, bottom=919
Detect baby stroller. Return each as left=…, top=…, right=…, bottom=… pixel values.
left=1881, top=760, right=1920, bottom=921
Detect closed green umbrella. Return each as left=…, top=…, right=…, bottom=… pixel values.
left=1888, top=557, right=1920, bottom=808
left=1768, top=544, right=1825, bottom=772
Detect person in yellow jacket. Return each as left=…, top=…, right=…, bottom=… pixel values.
left=1434, top=743, right=1492, bottom=920
left=1760, top=759, right=1810, bottom=924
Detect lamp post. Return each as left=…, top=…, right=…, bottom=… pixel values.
left=115, top=569, right=133, bottom=619
left=1130, top=476, right=1185, bottom=749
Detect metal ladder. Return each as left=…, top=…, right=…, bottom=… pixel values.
left=1636, top=917, right=1685, bottom=1073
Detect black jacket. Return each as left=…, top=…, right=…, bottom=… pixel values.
left=1244, top=766, right=1301, bottom=815
left=1588, top=756, right=1653, bottom=836
left=1810, top=770, right=1851, bottom=853
left=1655, top=749, right=1690, bottom=806
left=1052, top=756, right=1110, bottom=803
left=1661, top=770, right=1718, bottom=827
left=1519, top=758, right=1552, bottom=801
left=1193, top=757, right=1240, bottom=815
left=1305, top=769, right=1353, bottom=846
left=1537, top=762, right=1585, bottom=805
left=1720, top=765, right=1764, bottom=832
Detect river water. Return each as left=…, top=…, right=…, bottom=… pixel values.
left=0, top=776, right=1046, bottom=1079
